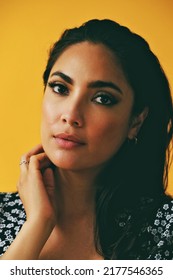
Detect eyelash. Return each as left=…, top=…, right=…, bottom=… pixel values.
left=48, top=82, right=118, bottom=106
left=92, top=93, right=117, bottom=106
left=48, top=82, right=69, bottom=95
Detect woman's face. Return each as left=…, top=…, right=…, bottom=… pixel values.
left=41, top=42, right=135, bottom=172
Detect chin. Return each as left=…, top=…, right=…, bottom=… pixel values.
left=48, top=154, right=84, bottom=171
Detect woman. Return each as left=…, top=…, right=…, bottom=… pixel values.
left=0, top=19, right=173, bottom=260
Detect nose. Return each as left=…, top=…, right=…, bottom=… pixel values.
left=60, top=101, right=84, bottom=128
left=61, top=114, right=82, bottom=127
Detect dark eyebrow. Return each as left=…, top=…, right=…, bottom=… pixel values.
left=50, top=71, right=122, bottom=94
left=50, top=71, right=73, bottom=84
left=88, top=80, right=122, bottom=94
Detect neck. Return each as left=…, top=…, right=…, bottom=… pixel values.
left=54, top=168, right=99, bottom=219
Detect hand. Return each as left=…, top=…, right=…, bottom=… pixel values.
left=17, top=144, right=57, bottom=226
left=1, top=144, right=58, bottom=259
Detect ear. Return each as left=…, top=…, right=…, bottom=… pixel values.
left=128, top=107, right=149, bottom=140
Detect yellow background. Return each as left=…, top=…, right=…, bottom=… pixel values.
left=0, top=0, right=173, bottom=194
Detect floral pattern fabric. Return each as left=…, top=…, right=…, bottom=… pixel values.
left=0, top=193, right=26, bottom=255
left=0, top=192, right=173, bottom=259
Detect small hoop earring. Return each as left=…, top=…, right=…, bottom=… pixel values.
left=134, top=137, right=138, bottom=145
left=128, top=137, right=138, bottom=145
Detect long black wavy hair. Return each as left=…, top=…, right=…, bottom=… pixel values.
left=43, top=19, right=173, bottom=259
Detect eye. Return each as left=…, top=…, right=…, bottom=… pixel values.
left=48, top=82, right=69, bottom=95
left=92, top=93, right=117, bottom=106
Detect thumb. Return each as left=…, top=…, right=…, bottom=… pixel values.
left=43, top=167, right=55, bottom=193
left=43, top=167, right=58, bottom=218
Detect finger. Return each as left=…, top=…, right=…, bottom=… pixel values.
left=43, top=168, right=57, bottom=214
left=19, top=155, right=30, bottom=173
left=19, top=144, right=43, bottom=171
left=43, top=168, right=55, bottom=190
left=29, top=152, right=53, bottom=170
left=24, top=144, right=44, bottom=159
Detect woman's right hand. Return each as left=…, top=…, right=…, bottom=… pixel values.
left=17, top=144, right=57, bottom=226
left=1, top=144, right=58, bottom=259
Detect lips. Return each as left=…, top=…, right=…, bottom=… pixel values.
left=53, top=133, right=85, bottom=149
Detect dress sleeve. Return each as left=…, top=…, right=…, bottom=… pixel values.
left=0, top=192, right=26, bottom=256
left=147, top=199, right=173, bottom=260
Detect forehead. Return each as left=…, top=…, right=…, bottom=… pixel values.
left=49, top=42, right=133, bottom=99
left=50, top=42, right=123, bottom=78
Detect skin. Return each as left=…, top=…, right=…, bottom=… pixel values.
left=41, top=42, right=135, bottom=172
left=1, top=42, right=147, bottom=260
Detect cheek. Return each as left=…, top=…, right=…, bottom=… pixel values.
left=88, top=112, right=131, bottom=156
left=91, top=114, right=130, bottom=140
left=41, top=100, right=57, bottom=142
left=41, top=98, right=59, bottom=128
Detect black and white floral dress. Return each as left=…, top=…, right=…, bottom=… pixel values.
left=0, top=192, right=173, bottom=259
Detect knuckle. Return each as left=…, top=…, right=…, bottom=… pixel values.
left=29, top=155, right=37, bottom=164
left=20, top=152, right=28, bottom=160
left=29, top=155, right=39, bottom=169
